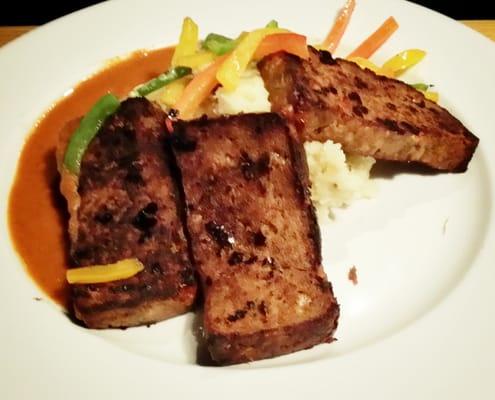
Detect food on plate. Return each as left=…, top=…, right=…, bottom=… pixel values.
left=171, top=113, right=339, bottom=364
left=57, top=98, right=196, bottom=328
left=8, top=0, right=481, bottom=365
left=348, top=266, right=358, bottom=285
left=258, top=47, right=479, bottom=172
left=304, top=140, right=376, bottom=217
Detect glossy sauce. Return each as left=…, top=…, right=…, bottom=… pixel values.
left=8, top=47, right=174, bottom=308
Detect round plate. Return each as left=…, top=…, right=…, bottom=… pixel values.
left=1, top=0, right=494, bottom=398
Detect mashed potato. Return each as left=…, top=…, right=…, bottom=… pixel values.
left=304, top=140, right=376, bottom=218
left=215, top=67, right=271, bottom=115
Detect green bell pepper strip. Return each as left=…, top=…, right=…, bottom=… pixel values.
left=63, top=93, right=120, bottom=175
left=265, top=20, right=279, bottom=28
left=411, top=83, right=430, bottom=91
left=131, top=66, right=192, bottom=97
left=202, top=33, right=237, bottom=55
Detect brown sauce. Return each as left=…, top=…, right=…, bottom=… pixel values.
left=7, top=47, right=174, bottom=308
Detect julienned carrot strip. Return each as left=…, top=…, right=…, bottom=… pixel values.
left=254, top=33, right=309, bottom=60
left=321, top=0, right=356, bottom=52
left=347, top=16, right=399, bottom=59
left=175, top=55, right=228, bottom=120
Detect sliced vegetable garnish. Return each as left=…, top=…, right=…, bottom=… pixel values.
left=424, top=91, right=439, bottom=102
left=321, top=0, right=355, bottom=52
left=381, top=49, right=426, bottom=77
left=132, top=66, right=192, bottom=97
left=175, top=55, right=228, bottom=120
left=171, top=17, right=199, bottom=66
left=265, top=20, right=279, bottom=28
left=217, top=27, right=285, bottom=91
left=347, top=16, right=399, bottom=59
left=254, top=33, right=309, bottom=60
left=347, top=56, right=381, bottom=73
left=63, top=93, right=120, bottom=175
left=202, top=33, right=236, bottom=55
left=411, top=83, right=430, bottom=91
left=160, top=76, right=190, bottom=107
left=66, top=258, right=144, bottom=284
left=174, top=50, right=216, bottom=70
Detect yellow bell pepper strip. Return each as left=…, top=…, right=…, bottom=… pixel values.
left=66, top=258, right=144, bottom=284
left=347, top=56, right=394, bottom=77
left=171, top=17, right=199, bottom=66
left=217, top=27, right=285, bottom=91
left=347, top=56, right=381, bottom=73
left=424, top=91, right=439, bottom=102
left=347, top=16, right=399, bottom=59
left=131, top=66, right=192, bottom=97
left=321, top=0, right=356, bottom=52
left=175, top=55, right=228, bottom=120
left=63, top=93, right=120, bottom=175
left=174, top=50, right=217, bottom=70
left=160, top=76, right=190, bottom=107
left=254, top=33, right=309, bottom=60
left=381, top=49, right=426, bottom=77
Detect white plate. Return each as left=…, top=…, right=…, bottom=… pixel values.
left=1, top=0, right=494, bottom=398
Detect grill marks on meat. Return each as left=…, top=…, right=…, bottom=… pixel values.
left=171, top=113, right=339, bottom=365
left=65, top=98, right=196, bottom=328
left=258, top=47, right=479, bottom=172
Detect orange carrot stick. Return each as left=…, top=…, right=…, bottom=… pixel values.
left=175, top=55, right=227, bottom=120
left=321, top=0, right=356, bottom=52
left=254, top=33, right=309, bottom=60
left=347, top=16, right=399, bottom=59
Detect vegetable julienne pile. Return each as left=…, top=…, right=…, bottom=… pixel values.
left=64, top=0, right=436, bottom=284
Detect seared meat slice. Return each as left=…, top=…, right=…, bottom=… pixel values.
left=171, top=113, right=339, bottom=365
left=258, top=47, right=479, bottom=172
left=59, top=98, right=196, bottom=328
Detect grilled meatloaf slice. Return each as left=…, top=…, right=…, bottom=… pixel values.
left=258, top=47, right=479, bottom=172
left=171, top=113, right=339, bottom=365
left=59, top=98, right=196, bottom=328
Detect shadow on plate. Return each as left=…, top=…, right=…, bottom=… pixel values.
left=371, top=160, right=442, bottom=179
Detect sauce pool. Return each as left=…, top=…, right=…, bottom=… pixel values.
left=7, top=47, right=174, bottom=308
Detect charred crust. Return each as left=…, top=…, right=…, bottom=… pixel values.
left=180, top=267, right=196, bottom=286
left=240, top=152, right=271, bottom=180
left=354, top=76, right=368, bottom=89
left=151, top=263, right=162, bottom=275
left=318, top=50, right=336, bottom=65
left=228, top=251, right=244, bottom=265
left=125, top=162, right=144, bottom=184
left=94, top=211, right=113, bottom=224
left=399, top=121, right=420, bottom=135
left=287, top=135, right=322, bottom=264
left=377, top=118, right=403, bottom=134
left=257, top=301, right=268, bottom=316
left=205, top=221, right=235, bottom=248
left=253, top=230, right=266, bottom=247
left=227, top=309, right=247, bottom=322
left=348, top=92, right=362, bottom=104
left=132, top=207, right=157, bottom=231
left=386, top=102, right=397, bottom=111
left=352, top=105, right=369, bottom=118
left=170, top=123, right=197, bottom=152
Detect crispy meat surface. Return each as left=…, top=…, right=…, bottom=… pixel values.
left=171, top=113, right=339, bottom=364
left=59, top=98, right=196, bottom=328
left=258, top=47, right=479, bottom=172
